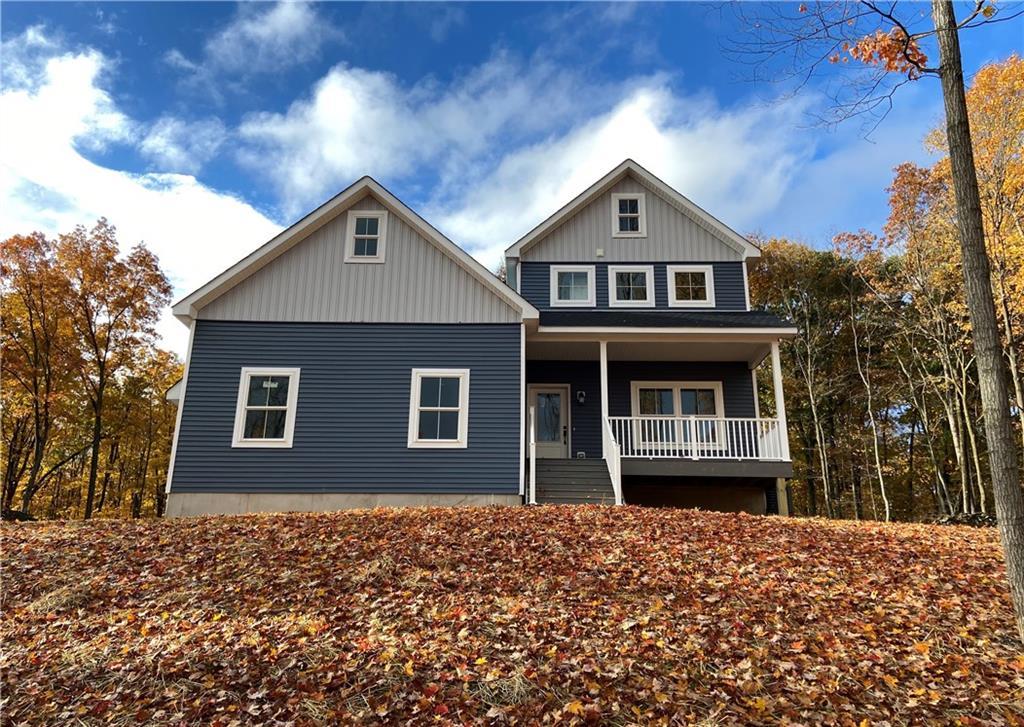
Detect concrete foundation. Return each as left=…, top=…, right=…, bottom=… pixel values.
left=165, top=492, right=521, bottom=517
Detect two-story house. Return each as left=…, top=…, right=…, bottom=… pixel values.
left=165, top=160, right=795, bottom=517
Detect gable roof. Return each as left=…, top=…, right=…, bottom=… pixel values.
left=172, top=177, right=538, bottom=324
left=504, top=159, right=761, bottom=260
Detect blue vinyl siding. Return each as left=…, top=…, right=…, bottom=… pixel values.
left=172, top=321, right=521, bottom=494
left=520, top=262, right=747, bottom=311
left=527, top=360, right=756, bottom=458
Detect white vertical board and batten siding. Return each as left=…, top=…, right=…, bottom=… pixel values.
left=523, top=176, right=743, bottom=263
left=199, top=194, right=520, bottom=324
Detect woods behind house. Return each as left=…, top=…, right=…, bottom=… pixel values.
left=2, top=221, right=179, bottom=519
left=1, top=56, right=1021, bottom=522
left=750, top=56, right=1023, bottom=521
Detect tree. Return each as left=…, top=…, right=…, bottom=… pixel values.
left=733, top=2, right=1024, bottom=639
left=53, top=220, right=172, bottom=519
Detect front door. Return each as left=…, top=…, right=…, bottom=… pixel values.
left=530, top=386, right=569, bottom=459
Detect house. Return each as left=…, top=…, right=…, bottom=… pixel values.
left=164, top=160, right=796, bottom=517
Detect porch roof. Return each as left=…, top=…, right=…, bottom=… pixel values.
left=538, top=310, right=794, bottom=330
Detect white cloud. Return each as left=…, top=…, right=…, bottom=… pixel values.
left=0, top=32, right=281, bottom=354
left=167, top=1, right=340, bottom=89
left=236, top=51, right=616, bottom=215
left=140, top=116, right=227, bottom=173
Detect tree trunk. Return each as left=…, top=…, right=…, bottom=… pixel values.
left=932, top=0, right=1024, bottom=641
left=83, top=394, right=103, bottom=520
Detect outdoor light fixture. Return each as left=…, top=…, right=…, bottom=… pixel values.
left=576, top=390, right=586, bottom=405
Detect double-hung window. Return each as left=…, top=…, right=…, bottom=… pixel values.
left=608, top=265, right=655, bottom=307
left=345, top=210, right=387, bottom=263
left=631, top=381, right=724, bottom=450
left=232, top=367, right=301, bottom=448
left=611, top=193, right=646, bottom=238
left=549, top=265, right=595, bottom=307
left=408, top=369, right=470, bottom=448
left=667, top=264, right=716, bottom=308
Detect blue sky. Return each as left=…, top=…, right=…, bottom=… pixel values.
left=1, top=2, right=1020, bottom=352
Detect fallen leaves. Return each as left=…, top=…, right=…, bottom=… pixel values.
left=1, top=506, right=1022, bottom=724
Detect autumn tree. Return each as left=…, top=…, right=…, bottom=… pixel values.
left=733, top=1, right=1024, bottom=640
left=52, top=220, right=172, bottom=519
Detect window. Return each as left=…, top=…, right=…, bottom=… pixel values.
left=345, top=210, right=387, bottom=263
left=549, top=265, right=596, bottom=307
left=631, top=381, right=725, bottom=448
left=232, top=367, right=300, bottom=448
left=611, top=193, right=647, bottom=238
left=608, top=265, right=655, bottom=307
left=408, top=369, right=470, bottom=448
left=667, top=265, right=716, bottom=307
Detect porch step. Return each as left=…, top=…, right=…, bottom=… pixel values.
left=534, top=459, right=615, bottom=505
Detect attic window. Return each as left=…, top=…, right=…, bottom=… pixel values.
left=611, top=193, right=646, bottom=238
left=345, top=210, right=388, bottom=263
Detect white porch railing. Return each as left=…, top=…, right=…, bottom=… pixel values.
left=601, top=417, right=624, bottom=505
left=528, top=406, right=537, bottom=505
left=606, top=416, right=787, bottom=461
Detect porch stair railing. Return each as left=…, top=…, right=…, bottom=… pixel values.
left=601, top=417, right=624, bottom=505
left=606, top=416, right=787, bottom=461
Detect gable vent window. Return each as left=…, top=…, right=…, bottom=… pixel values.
left=668, top=265, right=716, bottom=308
left=611, top=193, right=647, bottom=238
left=609, top=265, right=655, bottom=307
left=345, top=210, right=388, bottom=263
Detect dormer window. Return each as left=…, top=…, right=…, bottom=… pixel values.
left=611, top=193, right=646, bottom=238
left=345, top=210, right=387, bottom=263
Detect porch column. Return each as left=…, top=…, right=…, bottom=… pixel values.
left=599, top=340, right=609, bottom=456
left=770, top=341, right=791, bottom=460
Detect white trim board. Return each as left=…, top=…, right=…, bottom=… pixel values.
left=172, top=178, right=538, bottom=324
left=505, top=159, right=761, bottom=260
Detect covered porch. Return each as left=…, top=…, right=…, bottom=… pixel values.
left=524, top=330, right=792, bottom=510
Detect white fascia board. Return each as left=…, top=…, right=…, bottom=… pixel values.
left=536, top=326, right=799, bottom=337
left=172, top=177, right=538, bottom=324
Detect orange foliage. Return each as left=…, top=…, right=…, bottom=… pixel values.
left=835, top=29, right=929, bottom=79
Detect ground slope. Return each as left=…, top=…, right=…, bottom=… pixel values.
left=2, top=506, right=1021, bottom=725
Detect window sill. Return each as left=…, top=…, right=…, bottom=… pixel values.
left=407, top=440, right=468, bottom=449
left=231, top=439, right=294, bottom=449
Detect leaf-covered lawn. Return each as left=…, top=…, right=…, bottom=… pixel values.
left=2, top=506, right=1022, bottom=725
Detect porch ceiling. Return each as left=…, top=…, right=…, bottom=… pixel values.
left=526, top=339, right=772, bottom=366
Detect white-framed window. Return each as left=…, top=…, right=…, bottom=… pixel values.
left=667, top=264, right=716, bottom=308
left=549, top=265, right=596, bottom=307
left=408, top=368, right=470, bottom=448
left=345, top=210, right=388, bottom=263
left=608, top=265, right=655, bottom=308
left=232, top=367, right=301, bottom=448
left=611, top=193, right=647, bottom=238
left=630, top=380, right=725, bottom=448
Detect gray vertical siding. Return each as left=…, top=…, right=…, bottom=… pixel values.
left=200, top=194, right=520, bottom=324
left=521, top=176, right=744, bottom=263
left=171, top=321, right=521, bottom=493
left=520, top=262, right=747, bottom=311
left=527, top=360, right=756, bottom=458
